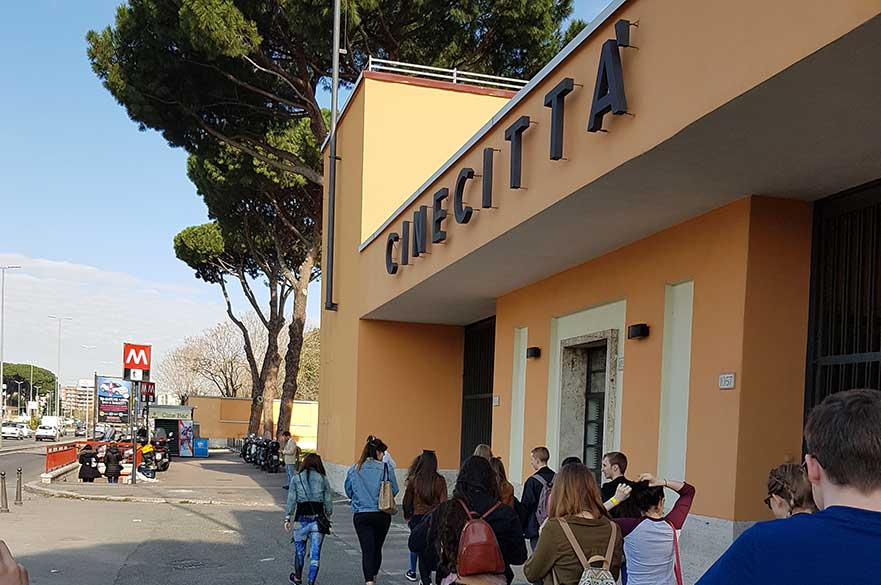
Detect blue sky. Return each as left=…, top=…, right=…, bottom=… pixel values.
left=0, top=1, right=611, bottom=382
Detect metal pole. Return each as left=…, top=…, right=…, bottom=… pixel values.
left=14, top=468, right=22, bottom=506
left=0, top=473, right=8, bottom=513
left=129, top=381, right=136, bottom=485
left=324, top=0, right=341, bottom=311
left=0, top=265, right=21, bottom=446
left=56, top=319, right=62, bottom=416
left=92, top=372, right=98, bottom=440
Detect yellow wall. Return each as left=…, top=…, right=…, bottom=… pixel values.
left=360, top=75, right=512, bottom=241
left=320, top=75, right=517, bottom=467
left=189, top=396, right=319, bottom=447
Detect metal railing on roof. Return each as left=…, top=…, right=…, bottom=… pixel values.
left=367, top=56, right=528, bottom=91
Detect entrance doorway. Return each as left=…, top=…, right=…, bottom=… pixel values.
left=460, top=317, right=495, bottom=464
left=807, top=179, right=881, bottom=417
left=559, top=330, right=619, bottom=483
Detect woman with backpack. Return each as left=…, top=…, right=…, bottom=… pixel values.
left=284, top=453, right=333, bottom=585
left=403, top=450, right=448, bottom=583
left=524, top=463, right=624, bottom=585
left=613, top=474, right=695, bottom=585
left=409, top=456, right=527, bottom=585
left=345, top=436, right=399, bottom=585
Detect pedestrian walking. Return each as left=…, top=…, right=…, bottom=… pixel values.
left=77, top=444, right=100, bottom=483
left=103, top=442, right=123, bottom=484
left=282, top=431, right=300, bottom=490
left=345, top=435, right=399, bottom=585
left=764, top=462, right=816, bottom=519
left=403, top=450, right=448, bottom=584
left=474, top=444, right=493, bottom=460
left=524, top=462, right=624, bottom=585
left=613, top=474, right=695, bottom=585
left=284, top=453, right=333, bottom=585
left=698, top=388, right=881, bottom=584
left=409, top=456, right=527, bottom=585
left=521, top=446, right=555, bottom=585
left=490, top=457, right=516, bottom=508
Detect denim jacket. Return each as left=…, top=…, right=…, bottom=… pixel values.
left=285, top=470, right=333, bottom=519
left=344, top=458, right=399, bottom=513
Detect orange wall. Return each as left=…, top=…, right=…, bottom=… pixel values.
left=494, top=197, right=752, bottom=520
left=356, top=321, right=464, bottom=470
left=189, top=396, right=319, bottom=445
left=357, top=0, right=880, bottom=315
left=735, top=198, right=812, bottom=519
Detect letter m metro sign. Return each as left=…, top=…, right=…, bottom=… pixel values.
left=123, top=342, right=152, bottom=382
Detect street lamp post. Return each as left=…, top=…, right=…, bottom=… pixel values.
left=48, top=315, right=72, bottom=417
left=0, top=264, right=22, bottom=448
left=12, top=380, right=24, bottom=417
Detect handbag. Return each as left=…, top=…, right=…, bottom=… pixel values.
left=379, top=462, right=397, bottom=514
left=298, top=473, right=332, bottom=535
left=551, top=518, right=618, bottom=585
left=666, top=520, right=684, bottom=585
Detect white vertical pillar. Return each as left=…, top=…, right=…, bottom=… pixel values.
left=508, top=327, right=528, bottom=483
left=658, top=281, right=695, bottom=508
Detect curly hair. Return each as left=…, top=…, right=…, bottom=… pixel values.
left=453, top=456, right=500, bottom=500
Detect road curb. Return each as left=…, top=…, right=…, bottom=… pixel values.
left=0, top=442, right=45, bottom=456
left=24, top=480, right=283, bottom=508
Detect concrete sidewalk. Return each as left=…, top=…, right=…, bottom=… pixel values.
left=26, top=450, right=289, bottom=507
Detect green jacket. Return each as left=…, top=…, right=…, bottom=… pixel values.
left=523, top=516, right=623, bottom=585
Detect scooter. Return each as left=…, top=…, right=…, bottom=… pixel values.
left=154, top=438, right=171, bottom=472
left=265, top=440, right=281, bottom=473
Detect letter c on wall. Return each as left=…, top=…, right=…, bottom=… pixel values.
left=386, top=232, right=400, bottom=275
left=453, top=168, right=475, bottom=224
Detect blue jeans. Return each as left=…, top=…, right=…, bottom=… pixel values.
left=286, top=464, right=297, bottom=486
left=293, top=516, right=325, bottom=584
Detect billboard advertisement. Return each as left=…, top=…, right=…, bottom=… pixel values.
left=96, top=377, right=131, bottom=424
left=178, top=420, right=194, bottom=457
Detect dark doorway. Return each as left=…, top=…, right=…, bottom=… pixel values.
left=583, top=344, right=607, bottom=484
left=806, top=179, right=881, bottom=419
left=460, top=317, right=495, bottom=464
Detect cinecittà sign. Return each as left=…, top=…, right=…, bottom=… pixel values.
left=386, top=19, right=636, bottom=276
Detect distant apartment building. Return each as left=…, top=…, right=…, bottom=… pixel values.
left=60, top=379, right=95, bottom=418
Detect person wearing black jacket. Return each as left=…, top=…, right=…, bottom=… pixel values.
left=409, top=456, right=527, bottom=585
left=520, top=447, right=555, bottom=541
left=103, top=442, right=123, bottom=484
left=78, top=444, right=100, bottom=483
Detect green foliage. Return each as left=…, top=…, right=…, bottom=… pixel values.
left=179, top=0, right=262, bottom=58
left=29, top=414, right=40, bottom=431
left=1, top=363, right=55, bottom=397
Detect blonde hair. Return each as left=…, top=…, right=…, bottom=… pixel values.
left=549, top=463, right=609, bottom=520
left=473, top=444, right=493, bottom=460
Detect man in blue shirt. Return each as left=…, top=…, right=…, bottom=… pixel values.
left=698, top=388, right=881, bottom=584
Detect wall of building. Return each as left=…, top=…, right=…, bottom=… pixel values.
left=355, top=0, right=880, bottom=316
left=188, top=396, right=318, bottom=448
left=359, top=73, right=513, bottom=242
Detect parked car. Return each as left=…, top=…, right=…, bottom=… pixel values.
left=35, top=425, right=60, bottom=442
left=74, top=426, right=87, bottom=437
left=2, top=422, right=24, bottom=441
left=16, top=423, right=32, bottom=439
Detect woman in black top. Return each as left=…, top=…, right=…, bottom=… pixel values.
left=409, top=456, right=527, bottom=585
left=103, top=442, right=123, bottom=484
left=78, top=444, right=100, bottom=483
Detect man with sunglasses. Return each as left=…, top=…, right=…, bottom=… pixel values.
left=698, top=388, right=881, bottom=584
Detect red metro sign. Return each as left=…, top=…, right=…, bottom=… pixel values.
left=123, top=343, right=152, bottom=370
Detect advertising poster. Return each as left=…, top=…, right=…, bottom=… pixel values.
left=178, top=419, right=194, bottom=457
left=96, top=377, right=131, bottom=425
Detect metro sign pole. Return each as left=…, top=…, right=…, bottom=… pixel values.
left=123, top=342, right=151, bottom=485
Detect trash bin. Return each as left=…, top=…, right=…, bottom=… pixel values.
left=193, top=438, right=209, bottom=458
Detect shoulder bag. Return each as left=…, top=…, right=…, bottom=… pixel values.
left=551, top=518, right=617, bottom=585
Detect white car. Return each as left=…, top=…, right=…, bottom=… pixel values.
left=1, top=422, right=24, bottom=441
left=16, top=424, right=32, bottom=439
left=34, top=425, right=60, bottom=442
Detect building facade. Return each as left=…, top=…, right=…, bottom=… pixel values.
left=319, top=0, right=881, bottom=578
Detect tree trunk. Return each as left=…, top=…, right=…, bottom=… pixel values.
left=277, top=247, right=317, bottom=436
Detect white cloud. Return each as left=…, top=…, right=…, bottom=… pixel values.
left=0, top=252, right=226, bottom=385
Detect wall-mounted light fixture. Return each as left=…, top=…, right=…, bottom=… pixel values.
left=627, top=323, right=650, bottom=340
left=526, top=347, right=542, bottom=359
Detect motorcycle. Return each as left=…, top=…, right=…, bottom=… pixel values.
left=241, top=434, right=256, bottom=462
left=265, top=440, right=281, bottom=473
left=154, top=438, right=171, bottom=472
